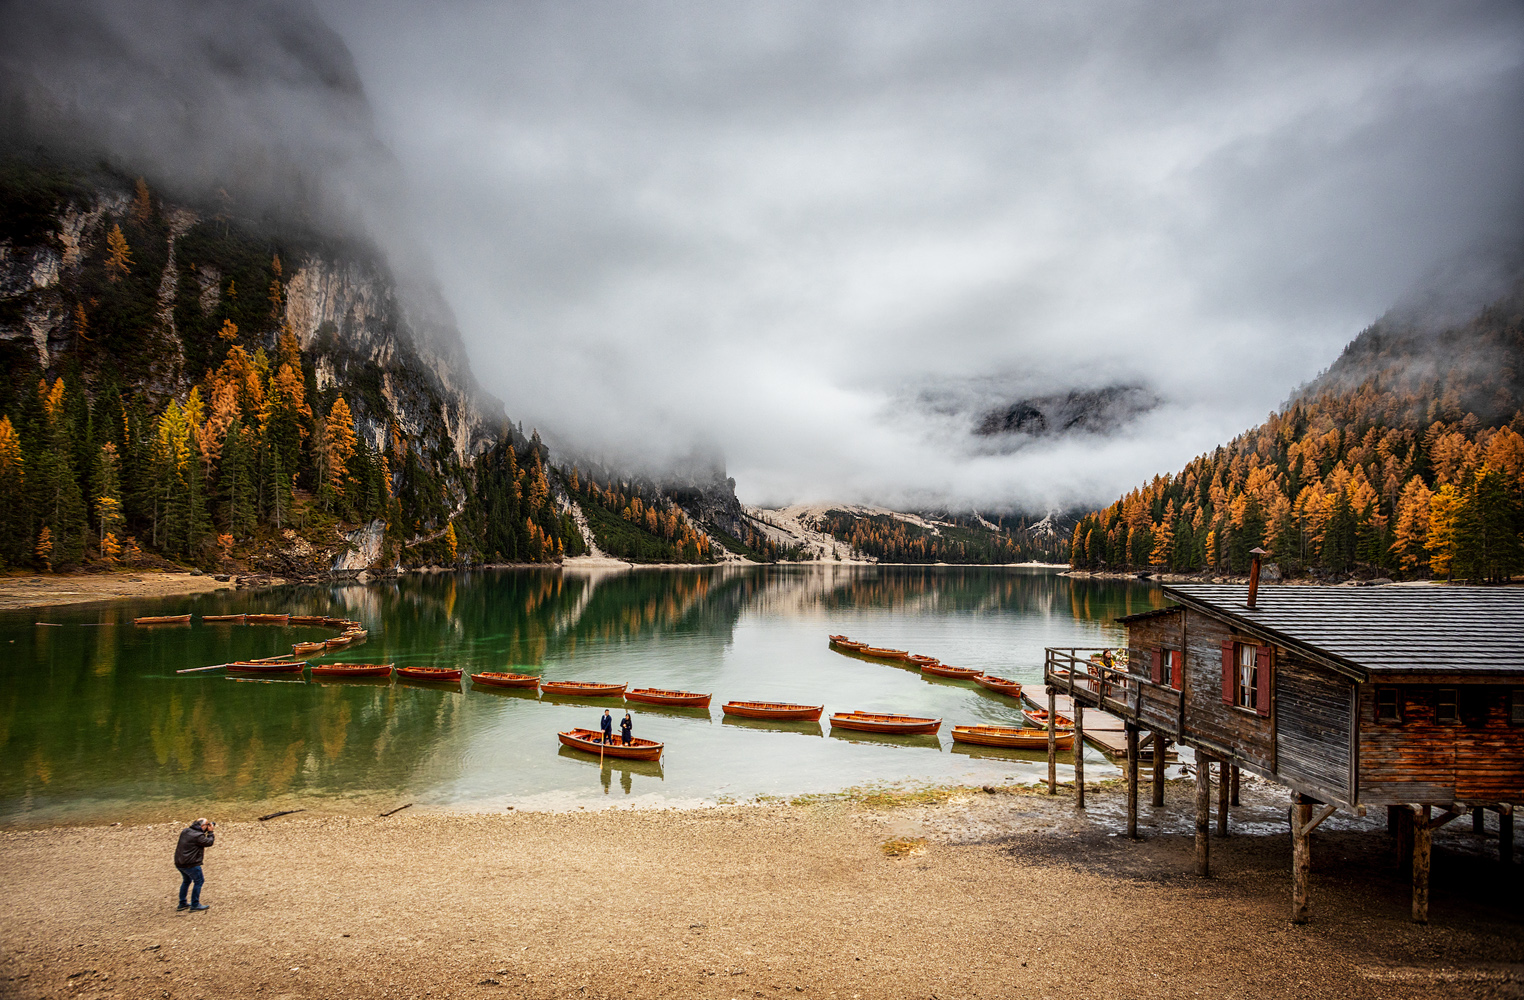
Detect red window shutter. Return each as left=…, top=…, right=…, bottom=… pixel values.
left=1151, top=648, right=1164, bottom=684
left=1171, top=651, right=1184, bottom=691
left=1255, top=646, right=1272, bottom=717
left=1220, top=641, right=1235, bottom=703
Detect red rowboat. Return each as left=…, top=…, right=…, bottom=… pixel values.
left=472, top=671, right=541, bottom=688
left=722, top=701, right=824, bottom=721
left=228, top=660, right=305, bottom=674
left=292, top=640, right=327, bottom=655
left=310, top=662, right=392, bottom=677
left=908, top=654, right=939, bottom=667
left=1023, top=708, right=1074, bottom=729
left=829, top=711, right=941, bottom=735
left=396, top=666, right=463, bottom=681
left=921, top=662, right=981, bottom=679
left=975, top=674, right=1023, bottom=697
left=343, top=628, right=368, bottom=641
left=201, top=614, right=245, bottom=623
left=857, top=646, right=913, bottom=661
left=828, top=634, right=866, bottom=651
left=286, top=615, right=329, bottom=626
left=952, top=725, right=1073, bottom=749
left=135, top=614, right=191, bottom=625
left=625, top=688, right=711, bottom=708
left=558, top=728, right=663, bottom=761
left=540, top=681, right=627, bottom=697
left=246, top=613, right=289, bottom=625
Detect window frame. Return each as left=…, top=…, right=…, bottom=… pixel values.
left=1434, top=688, right=1459, bottom=725
left=1512, top=688, right=1524, bottom=727
left=1374, top=686, right=1401, bottom=724
left=1235, top=642, right=1258, bottom=712
left=1167, top=648, right=1183, bottom=691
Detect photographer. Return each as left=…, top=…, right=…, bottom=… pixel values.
left=174, top=818, right=216, bottom=912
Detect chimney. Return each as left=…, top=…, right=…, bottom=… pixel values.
left=1247, top=547, right=1269, bottom=609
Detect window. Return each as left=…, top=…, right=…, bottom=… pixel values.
left=1237, top=643, right=1257, bottom=711
left=1514, top=689, right=1524, bottom=726
left=1376, top=687, right=1400, bottom=723
left=1435, top=689, right=1458, bottom=724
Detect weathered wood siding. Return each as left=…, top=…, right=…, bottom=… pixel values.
left=1125, top=612, right=1185, bottom=735
left=1275, top=656, right=1354, bottom=800
left=1179, top=611, right=1275, bottom=773
left=1357, top=686, right=1524, bottom=804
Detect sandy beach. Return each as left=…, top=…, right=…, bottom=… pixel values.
left=2, top=780, right=1517, bottom=1000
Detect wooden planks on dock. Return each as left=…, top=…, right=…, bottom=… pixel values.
left=1028, top=692, right=1133, bottom=757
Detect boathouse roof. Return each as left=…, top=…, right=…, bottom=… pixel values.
left=1122, top=584, right=1524, bottom=680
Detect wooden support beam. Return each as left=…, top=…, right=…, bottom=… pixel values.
left=1412, top=804, right=1432, bottom=924
left=1500, top=805, right=1514, bottom=867
left=1125, top=724, right=1139, bottom=840
left=1230, top=764, right=1240, bottom=807
left=1195, top=754, right=1212, bottom=877
left=1426, top=808, right=1462, bottom=831
left=1291, top=795, right=1313, bottom=924
left=1151, top=730, right=1166, bottom=808
left=1217, top=759, right=1230, bottom=837
left=1387, top=804, right=1401, bottom=837
left=1073, top=702, right=1086, bottom=810
left=1045, top=687, right=1057, bottom=795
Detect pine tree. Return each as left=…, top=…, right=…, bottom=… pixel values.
left=319, top=396, right=358, bottom=502
left=92, top=442, right=124, bottom=559
left=0, top=416, right=27, bottom=567
left=1427, top=484, right=1461, bottom=580
left=105, top=224, right=133, bottom=281
left=219, top=419, right=256, bottom=538
left=1453, top=467, right=1522, bottom=582
left=33, top=379, right=87, bottom=566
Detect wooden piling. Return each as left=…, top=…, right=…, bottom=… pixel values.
left=1501, top=805, right=1514, bottom=867
left=1412, top=804, right=1431, bottom=924
left=1151, top=730, right=1165, bottom=808
left=1291, top=795, right=1313, bottom=924
left=1217, top=758, right=1230, bottom=837
left=1387, top=804, right=1401, bottom=838
left=1195, top=753, right=1211, bottom=877
left=1230, top=764, right=1240, bottom=807
left=1046, top=687, right=1057, bottom=795
left=1125, top=724, right=1139, bottom=839
left=1073, top=702, right=1085, bottom=810
left=1396, top=805, right=1414, bottom=875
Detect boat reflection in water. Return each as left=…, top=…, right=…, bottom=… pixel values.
left=949, top=742, right=1050, bottom=764
left=826, top=728, right=943, bottom=751
left=556, top=745, right=665, bottom=795
left=720, top=715, right=824, bottom=738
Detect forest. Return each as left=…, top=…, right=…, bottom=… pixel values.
left=815, top=511, right=1068, bottom=564
left=1069, top=290, right=1524, bottom=583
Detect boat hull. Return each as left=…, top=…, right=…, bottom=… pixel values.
left=626, top=688, right=712, bottom=707
left=1023, top=710, right=1074, bottom=730
left=558, top=728, right=663, bottom=761
left=201, top=614, right=246, bottom=623
left=292, top=641, right=327, bottom=655
left=228, top=661, right=305, bottom=674
left=135, top=615, right=191, bottom=625
left=310, top=663, right=392, bottom=677
left=396, top=667, right=463, bottom=682
left=722, top=701, right=824, bottom=721
left=856, top=646, right=913, bottom=661
left=952, top=725, right=1073, bottom=749
left=974, top=675, right=1023, bottom=697
left=541, top=681, right=627, bottom=697
left=472, top=672, right=541, bottom=688
left=921, top=663, right=980, bottom=679
left=829, top=712, right=941, bottom=735
left=828, top=635, right=866, bottom=651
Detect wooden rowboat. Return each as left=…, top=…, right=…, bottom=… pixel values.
left=540, top=681, right=627, bottom=697
left=310, top=662, right=392, bottom=678
left=558, top=728, right=663, bottom=761
left=974, top=674, right=1023, bottom=697
left=1023, top=709, right=1074, bottom=730
left=135, top=614, right=191, bottom=625
left=246, top=613, right=289, bottom=625
left=829, top=711, right=941, bottom=735
left=471, top=671, right=541, bottom=688
left=228, top=660, right=305, bottom=674
left=952, top=725, right=1073, bottom=750
left=722, top=701, right=824, bottom=721
left=828, top=634, right=866, bottom=651
left=324, top=635, right=353, bottom=650
left=920, top=662, right=981, bottom=679
left=908, top=654, right=940, bottom=667
left=321, top=617, right=354, bottom=628
left=292, top=640, right=327, bottom=655
left=625, top=687, right=712, bottom=708
left=857, top=646, right=913, bottom=661
left=342, top=629, right=368, bottom=642
left=396, top=666, right=463, bottom=682
left=286, top=615, right=328, bottom=626
left=201, top=614, right=246, bottom=623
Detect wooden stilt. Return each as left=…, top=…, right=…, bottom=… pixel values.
left=1151, top=730, right=1165, bottom=808
left=1073, top=702, right=1085, bottom=810
left=1230, top=764, right=1240, bottom=807
left=1291, top=794, right=1313, bottom=924
left=1217, top=758, right=1230, bottom=837
left=1125, top=724, right=1139, bottom=840
left=1387, top=804, right=1401, bottom=838
left=1195, top=753, right=1211, bottom=877
left=1501, top=805, right=1514, bottom=867
left=1045, top=687, right=1057, bottom=795
left=1412, top=804, right=1431, bottom=924
left=1473, top=806, right=1485, bottom=835
left=1396, top=805, right=1414, bottom=875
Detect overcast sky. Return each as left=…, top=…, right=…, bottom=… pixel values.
left=10, top=1, right=1522, bottom=511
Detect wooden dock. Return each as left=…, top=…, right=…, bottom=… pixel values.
left=1025, top=693, right=1173, bottom=759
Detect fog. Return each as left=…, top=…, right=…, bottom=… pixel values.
left=5, top=1, right=1523, bottom=510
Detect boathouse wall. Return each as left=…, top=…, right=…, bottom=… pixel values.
left=1356, top=684, right=1524, bottom=805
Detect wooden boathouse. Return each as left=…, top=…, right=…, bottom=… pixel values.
left=1042, top=572, right=1523, bottom=923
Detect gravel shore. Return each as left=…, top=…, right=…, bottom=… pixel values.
left=0, top=572, right=238, bottom=611
left=1, top=781, right=1517, bottom=999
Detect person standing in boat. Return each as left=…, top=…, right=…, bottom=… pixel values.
left=600, top=709, right=613, bottom=744
left=620, top=711, right=633, bottom=745
left=174, top=818, right=215, bottom=912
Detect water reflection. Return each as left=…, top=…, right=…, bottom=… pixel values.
left=0, top=565, right=1161, bottom=822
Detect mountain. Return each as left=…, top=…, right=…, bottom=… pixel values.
left=1068, top=274, right=1524, bottom=583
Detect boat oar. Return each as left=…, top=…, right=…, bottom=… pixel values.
left=177, top=663, right=232, bottom=674
left=258, top=808, right=305, bottom=821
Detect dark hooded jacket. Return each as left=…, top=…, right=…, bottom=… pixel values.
left=174, top=821, right=215, bottom=868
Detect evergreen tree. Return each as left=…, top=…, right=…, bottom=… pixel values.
left=0, top=416, right=27, bottom=567
left=91, top=442, right=124, bottom=559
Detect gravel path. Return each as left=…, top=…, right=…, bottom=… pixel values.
left=1, top=782, right=1518, bottom=999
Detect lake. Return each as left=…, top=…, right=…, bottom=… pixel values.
left=0, top=565, right=1165, bottom=824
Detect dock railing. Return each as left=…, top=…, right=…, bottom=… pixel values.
left=1043, top=647, right=1185, bottom=736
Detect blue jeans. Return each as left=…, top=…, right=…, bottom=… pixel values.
left=177, top=865, right=204, bottom=906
